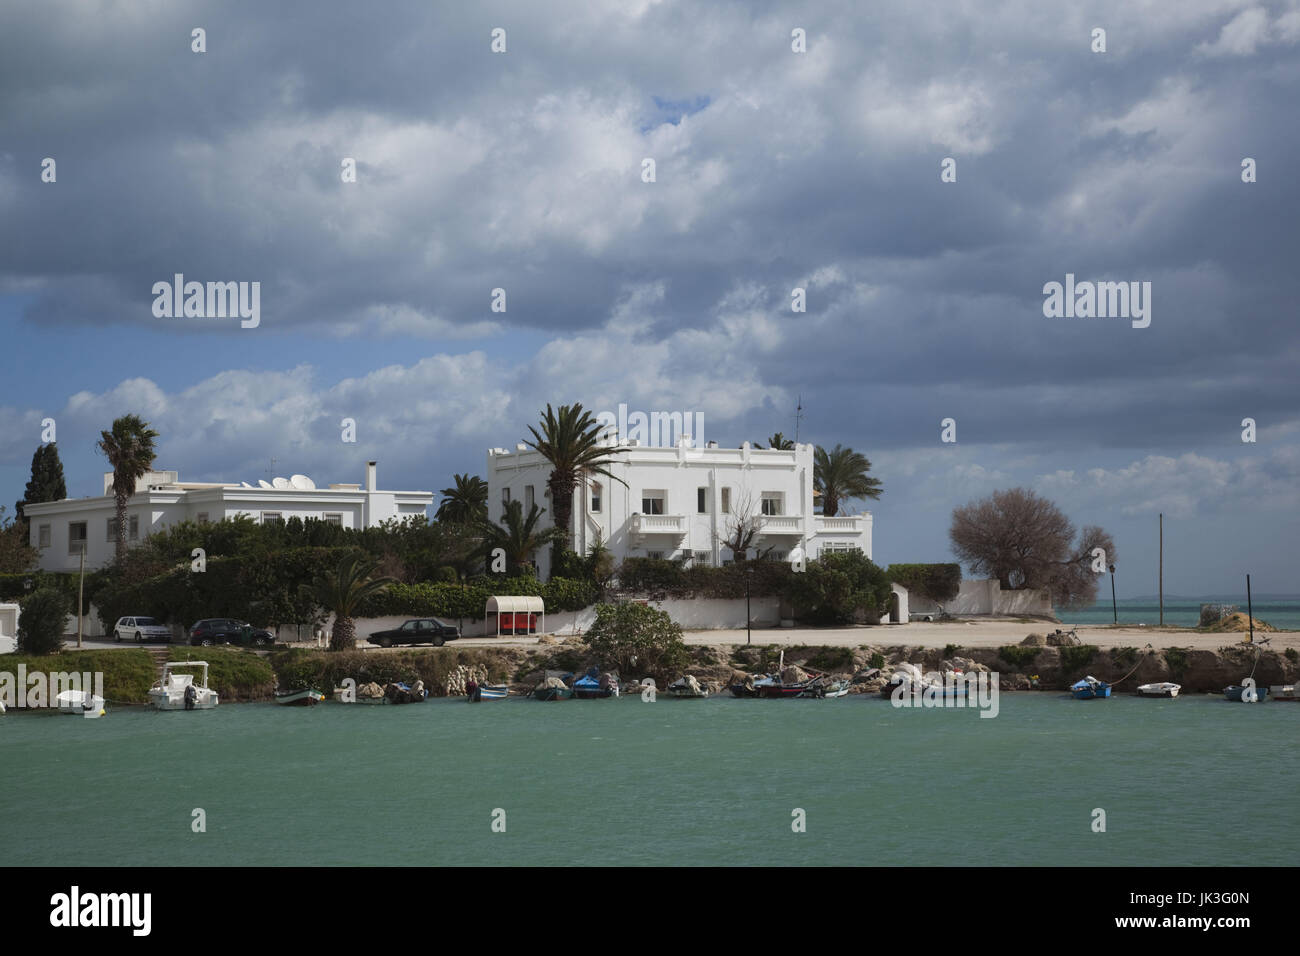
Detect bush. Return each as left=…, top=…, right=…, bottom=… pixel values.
left=1286, top=648, right=1298, bottom=664
left=868, top=651, right=885, bottom=670
left=1059, top=644, right=1099, bottom=674
left=998, top=645, right=1041, bottom=669
left=17, top=587, right=71, bottom=655
left=886, top=563, right=962, bottom=604
left=786, top=551, right=891, bottom=625
left=270, top=647, right=517, bottom=697
left=1164, top=647, right=1189, bottom=675
left=583, top=601, right=689, bottom=684
left=0, top=649, right=157, bottom=704
left=1110, top=646, right=1139, bottom=667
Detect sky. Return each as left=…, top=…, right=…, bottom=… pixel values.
left=1, top=0, right=1298, bottom=598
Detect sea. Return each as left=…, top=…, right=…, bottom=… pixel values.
left=4, top=692, right=1297, bottom=866
left=1058, top=596, right=1300, bottom=630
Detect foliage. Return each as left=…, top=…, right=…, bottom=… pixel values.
left=480, top=500, right=565, bottom=575
left=868, top=651, right=885, bottom=670
left=944, top=643, right=958, bottom=658
left=582, top=601, right=689, bottom=684
left=886, top=563, right=962, bottom=604
left=269, top=647, right=516, bottom=697
left=1164, top=647, right=1189, bottom=675
left=166, top=646, right=275, bottom=701
left=16, top=443, right=67, bottom=525
left=784, top=550, right=892, bottom=625
left=0, top=506, right=38, bottom=574
left=0, top=649, right=157, bottom=704
left=949, top=487, right=1115, bottom=609
left=96, top=414, right=159, bottom=563
left=1058, top=644, right=1099, bottom=674
left=754, top=433, right=795, bottom=450
left=301, top=552, right=394, bottom=651
left=814, top=444, right=883, bottom=517
left=435, top=473, right=488, bottom=524
left=1110, top=646, right=1140, bottom=667
left=17, top=587, right=71, bottom=655
left=998, top=645, right=1042, bottom=669
left=1286, top=648, right=1298, bottom=664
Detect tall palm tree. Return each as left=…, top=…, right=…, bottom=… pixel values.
left=96, top=414, right=160, bottom=562
left=754, top=432, right=795, bottom=450
left=303, top=551, right=394, bottom=651
left=814, top=444, right=883, bottom=517
left=481, top=500, right=566, bottom=575
left=524, top=403, right=625, bottom=553
left=435, top=473, right=488, bottom=523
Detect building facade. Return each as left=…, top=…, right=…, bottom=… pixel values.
left=486, top=439, right=871, bottom=578
left=25, top=460, right=432, bottom=572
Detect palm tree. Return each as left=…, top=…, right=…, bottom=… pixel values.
left=814, top=444, right=883, bottom=517
left=481, top=500, right=566, bottom=576
left=303, top=551, right=394, bottom=651
left=754, top=432, right=795, bottom=450
left=524, top=403, right=625, bottom=554
left=435, top=473, right=488, bottom=524
left=96, top=414, right=160, bottom=562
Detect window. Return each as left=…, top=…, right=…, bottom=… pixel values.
left=761, top=493, right=783, bottom=516
left=820, top=542, right=862, bottom=556
left=692, top=550, right=711, bottom=567
left=323, top=513, right=343, bottom=526
left=262, top=512, right=283, bottom=525
left=196, top=512, right=209, bottom=524
left=590, top=483, right=602, bottom=513
left=107, top=516, right=139, bottom=541
left=721, top=487, right=731, bottom=514
left=647, top=550, right=664, bottom=560
left=525, top=485, right=534, bottom=510
left=697, top=487, right=707, bottom=513
left=37, top=524, right=50, bottom=549
left=641, top=491, right=665, bottom=515
left=68, top=521, right=87, bottom=554
left=502, top=487, right=511, bottom=505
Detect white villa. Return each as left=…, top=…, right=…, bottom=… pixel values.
left=24, top=460, right=433, bottom=572
left=486, top=439, right=872, bottom=579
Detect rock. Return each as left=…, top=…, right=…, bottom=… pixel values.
left=851, top=668, right=881, bottom=684
left=1021, top=633, right=1047, bottom=646
left=357, top=681, right=385, bottom=699
left=536, top=635, right=558, bottom=645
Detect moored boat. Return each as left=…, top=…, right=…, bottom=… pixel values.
left=1070, top=676, right=1111, bottom=700
left=149, top=661, right=219, bottom=710
left=275, top=688, right=325, bottom=706
left=1224, top=684, right=1269, bottom=702
left=802, top=678, right=850, bottom=699
left=1136, top=682, right=1181, bottom=698
left=467, top=681, right=509, bottom=701
left=1268, top=684, right=1299, bottom=701
left=667, top=675, right=709, bottom=698
left=572, top=667, right=618, bottom=699
left=55, top=689, right=106, bottom=715
left=534, top=671, right=574, bottom=700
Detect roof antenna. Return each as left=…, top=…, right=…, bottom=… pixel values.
left=794, top=394, right=804, bottom=444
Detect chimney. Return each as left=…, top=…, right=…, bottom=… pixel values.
left=366, top=461, right=377, bottom=492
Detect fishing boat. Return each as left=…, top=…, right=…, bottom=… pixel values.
left=667, top=675, right=709, bottom=698
left=572, top=667, right=618, bottom=699
left=274, top=687, right=325, bottom=706
left=1268, top=684, right=1299, bottom=701
left=386, top=680, right=427, bottom=704
left=1136, top=682, right=1181, bottom=698
left=55, top=689, right=106, bottom=715
left=467, top=681, right=509, bottom=701
left=802, top=678, right=850, bottom=699
left=1069, top=675, right=1111, bottom=700
left=533, top=671, right=574, bottom=701
left=1224, top=684, right=1269, bottom=702
left=149, top=662, right=219, bottom=710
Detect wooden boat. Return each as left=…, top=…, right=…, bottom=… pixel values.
left=1224, top=684, right=1269, bottom=702
left=802, top=679, right=850, bottom=699
left=275, top=688, right=325, bottom=706
left=572, top=668, right=618, bottom=699
left=149, top=662, right=219, bottom=710
left=1268, top=684, right=1299, bottom=701
left=467, top=683, right=508, bottom=701
left=667, top=676, right=709, bottom=698
left=1070, top=676, right=1111, bottom=699
left=534, top=671, right=574, bottom=700
left=1136, top=682, right=1181, bottom=698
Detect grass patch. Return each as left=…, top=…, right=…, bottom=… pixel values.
left=998, top=646, right=1041, bottom=669
left=791, top=645, right=854, bottom=673
left=1058, top=644, right=1099, bottom=674
left=0, top=649, right=156, bottom=704
left=169, top=646, right=275, bottom=702
left=943, top=643, right=959, bottom=658
left=1285, top=648, right=1298, bottom=664
left=273, top=647, right=520, bottom=696
left=867, top=651, right=885, bottom=670
left=1164, top=646, right=1188, bottom=677
left=1110, top=646, right=1139, bottom=667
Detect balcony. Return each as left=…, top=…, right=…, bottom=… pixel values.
left=757, top=514, right=803, bottom=535
left=816, top=515, right=863, bottom=533
left=630, top=513, right=688, bottom=537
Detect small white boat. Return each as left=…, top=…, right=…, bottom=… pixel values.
left=149, top=661, right=219, bottom=710
left=1269, top=684, right=1299, bottom=701
left=56, top=689, right=106, bottom=715
left=1136, top=682, right=1181, bottom=698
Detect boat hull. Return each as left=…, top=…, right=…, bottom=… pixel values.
left=55, top=690, right=106, bottom=714
left=1136, top=683, right=1181, bottom=698
left=470, top=684, right=509, bottom=701
left=275, top=689, right=324, bottom=706
left=1224, top=685, right=1269, bottom=702
left=149, top=689, right=219, bottom=710
left=1268, top=685, right=1299, bottom=701
left=533, top=687, right=573, bottom=701
left=1070, top=679, right=1111, bottom=700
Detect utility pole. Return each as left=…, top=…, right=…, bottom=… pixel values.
left=1158, top=513, right=1164, bottom=627
left=794, top=395, right=804, bottom=444
left=77, top=546, right=85, bottom=648
left=1108, top=564, right=1117, bottom=624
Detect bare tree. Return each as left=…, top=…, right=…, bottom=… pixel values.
left=950, top=488, right=1115, bottom=609
left=715, top=489, right=775, bottom=563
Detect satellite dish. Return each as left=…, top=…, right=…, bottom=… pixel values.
left=272, top=477, right=292, bottom=489
left=241, top=481, right=252, bottom=488
left=258, top=479, right=273, bottom=489
left=290, top=474, right=316, bottom=490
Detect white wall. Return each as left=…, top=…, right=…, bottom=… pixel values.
left=909, top=579, right=1053, bottom=616
left=0, top=603, right=18, bottom=653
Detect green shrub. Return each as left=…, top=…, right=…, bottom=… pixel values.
left=1059, top=644, right=1099, bottom=674
left=583, top=601, right=688, bottom=684
left=801, top=645, right=854, bottom=673
left=868, top=651, right=885, bottom=670
left=1164, top=646, right=1189, bottom=675
left=1285, top=648, right=1298, bottom=664
left=1111, top=646, right=1139, bottom=667
left=885, top=563, right=962, bottom=604
left=0, top=649, right=156, bottom=704
left=944, top=643, right=958, bottom=658
left=785, top=551, right=892, bottom=625
left=17, top=587, right=71, bottom=655
left=998, top=645, right=1041, bottom=669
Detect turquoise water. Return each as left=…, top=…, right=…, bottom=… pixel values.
left=1059, top=598, right=1300, bottom=629
left=4, top=694, right=1297, bottom=866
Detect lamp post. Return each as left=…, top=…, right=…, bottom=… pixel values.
left=1108, top=564, right=1117, bottom=624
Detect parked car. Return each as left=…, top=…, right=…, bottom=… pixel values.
left=114, top=616, right=173, bottom=644
left=188, top=618, right=274, bottom=647
left=368, top=618, right=461, bottom=648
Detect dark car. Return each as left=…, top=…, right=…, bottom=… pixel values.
left=368, top=618, right=461, bottom=648
left=189, top=618, right=274, bottom=647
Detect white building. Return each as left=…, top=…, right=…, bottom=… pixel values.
left=24, top=461, right=432, bottom=572
left=486, top=439, right=871, bottom=578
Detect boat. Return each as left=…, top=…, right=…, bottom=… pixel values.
left=55, top=689, right=106, bottom=715
left=385, top=680, right=427, bottom=704
left=1268, top=684, right=1299, bottom=701
left=1136, top=682, right=1181, bottom=698
left=149, top=662, right=219, bottom=710
left=572, top=667, right=618, bottom=699
left=802, top=678, right=850, bottom=699
left=533, top=671, right=574, bottom=701
left=667, top=675, right=709, bottom=698
left=1224, top=684, right=1269, bottom=702
left=274, top=688, right=325, bottom=706
left=467, top=681, right=509, bottom=701
left=1069, top=676, right=1111, bottom=700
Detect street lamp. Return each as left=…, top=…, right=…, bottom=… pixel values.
left=1108, top=564, right=1117, bottom=624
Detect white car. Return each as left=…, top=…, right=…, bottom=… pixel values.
left=114, top=616, right=173, bottom=643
